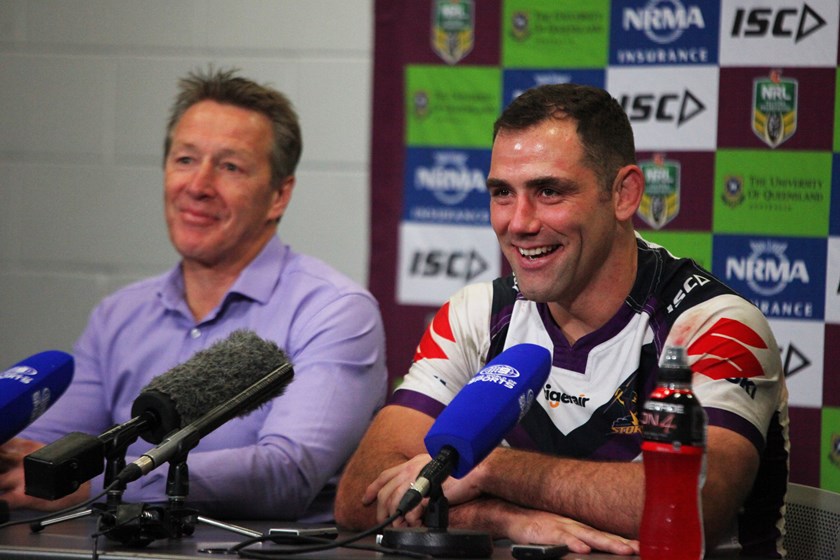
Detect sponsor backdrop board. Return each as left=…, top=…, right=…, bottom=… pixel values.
left=369, top=0, right=840, bottom=491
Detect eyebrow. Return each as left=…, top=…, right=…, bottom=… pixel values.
left=486, top=177, right=509, bottom=190
left=486, top=175, right=577, bottom=193
left=169, top=143, right=251, bottom=161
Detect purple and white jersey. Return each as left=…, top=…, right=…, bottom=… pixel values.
left=393, top=236, right=789, bottom=558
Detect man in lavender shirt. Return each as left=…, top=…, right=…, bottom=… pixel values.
left=0, top=68, right=388, bottom=522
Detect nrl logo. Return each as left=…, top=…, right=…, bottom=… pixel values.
left=753, top=69, right=798, bottom=149
left=432, top=0, right=475, bottom=65
left=638, top=153, right=680, bottom=229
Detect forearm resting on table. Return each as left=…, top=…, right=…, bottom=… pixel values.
left=469, top=447, right=643, bottom=538
left=469, top=426, right=759, bottom=547
left=449, top=497, right=638, bottom=556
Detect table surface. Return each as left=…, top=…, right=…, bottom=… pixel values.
left=0, top=507, right=639, bottom=560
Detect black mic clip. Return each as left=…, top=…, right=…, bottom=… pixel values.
left=382, top=446, right=493, bottom=558
left=396, top=446, right=457, bottom=516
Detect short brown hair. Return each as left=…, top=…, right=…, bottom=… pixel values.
left=494, top=84, right=636, bottom=190
left=164, top=67, right=302, bottom=188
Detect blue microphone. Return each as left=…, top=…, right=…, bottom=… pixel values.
left=0, top=351, right=74, bottom=445
left=397, top=343, right=552, bottom=515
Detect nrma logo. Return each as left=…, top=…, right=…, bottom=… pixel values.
left=414, top=151, right=486, bottom=206
left=725, top=240, right=809, bottom=296
left=622, top=0, right=706, bottom=44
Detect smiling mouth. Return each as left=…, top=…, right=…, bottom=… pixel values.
left=518, top=245, right=559, bottom=260
left=180, top=207, right=221, bottom=221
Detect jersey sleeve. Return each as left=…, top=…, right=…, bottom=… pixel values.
left=392, top=282, right=495, bottom=412
left=663, top=293, right=787, bottom=451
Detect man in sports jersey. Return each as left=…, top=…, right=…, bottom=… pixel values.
left=335, top=84, right=788, bottom=557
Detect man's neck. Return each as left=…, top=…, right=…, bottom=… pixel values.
left=180, top=235, right=273, bottom=322
left=181, top=264, right=241, bottom=322
left=547, top=232, right=639, bottom=346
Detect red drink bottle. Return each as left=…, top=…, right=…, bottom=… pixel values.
left=640, top=346, right=707, bottom=560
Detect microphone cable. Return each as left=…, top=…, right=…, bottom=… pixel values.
left=224, top=512, right=431, bottom=559
left=0, top=477, right=122, bottom=532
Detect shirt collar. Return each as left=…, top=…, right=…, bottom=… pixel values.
left=158, top=235, right=287, bottom=314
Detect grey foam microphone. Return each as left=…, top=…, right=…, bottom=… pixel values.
left=132, top=329, right=292, bottom=443
left=117, top=345, right=293, bottom=484
left=24, top=330, right=291, bottom=500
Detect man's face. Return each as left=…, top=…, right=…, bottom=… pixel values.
left=164, top=100, right=291, bottom=271
left=487, top=118, right=619, bottom=307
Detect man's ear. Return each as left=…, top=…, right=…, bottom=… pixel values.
left=613, top=165, right=644, bottom=221
left=269, top=176, right=296, bottom=222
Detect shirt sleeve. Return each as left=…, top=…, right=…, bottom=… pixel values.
left=125, top=292, right=388, bottom=522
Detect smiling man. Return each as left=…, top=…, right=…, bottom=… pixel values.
left=335, top=84, right=789, bottom=558
left=0, top=68, right=388, bottom=522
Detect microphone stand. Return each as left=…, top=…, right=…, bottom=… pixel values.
left=31, top=429, right=136, bottom=537
left=31, top=443, right=262, bottom=547
left=29, top=363, right=293, bottom=547
left=380, top=480, right=493, bottom=558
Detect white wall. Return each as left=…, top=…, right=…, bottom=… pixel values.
left=0, top=0, right=374, bottom=361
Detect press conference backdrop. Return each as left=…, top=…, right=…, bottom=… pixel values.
left=368, top=0, right=840, bottom=493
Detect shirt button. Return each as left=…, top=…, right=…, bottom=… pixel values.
left=190, top=328, right=201, bottom=339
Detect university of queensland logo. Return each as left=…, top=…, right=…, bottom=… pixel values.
left=830, top=432, right=840, bottom=468
left=510, top=10, right=530, bottom=41
left=721, top=175, right=745, bottom=208
left=431, top=0, right=474, bottom=65
left=753, top=69, right=798, bottom=148
left=638, top=153, right=680, bottom=229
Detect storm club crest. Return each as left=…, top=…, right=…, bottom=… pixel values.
left=753, top=70, right=798, bottom=149
left=638, top=154, right=681, bottom=230
left=431, top=0, right=474, bottom=65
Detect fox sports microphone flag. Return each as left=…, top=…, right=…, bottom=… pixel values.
left=424, top=343, right=552, bottom=479
left=0, top=351, right=74, bottom=444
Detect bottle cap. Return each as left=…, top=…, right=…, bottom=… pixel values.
left=658, top=346, right=692, bottom=383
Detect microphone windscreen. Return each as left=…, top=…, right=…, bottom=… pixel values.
left=0, top=351, right=74, bottom=445
left=132, top=330, right=290, bottom=442
left=424, top=343, right=551, bottom=478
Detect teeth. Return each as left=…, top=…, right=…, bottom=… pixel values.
left=519, top=246, right=557, bottom=258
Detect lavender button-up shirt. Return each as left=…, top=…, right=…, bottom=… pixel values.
left=22, top=235, right=388, bottom=521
